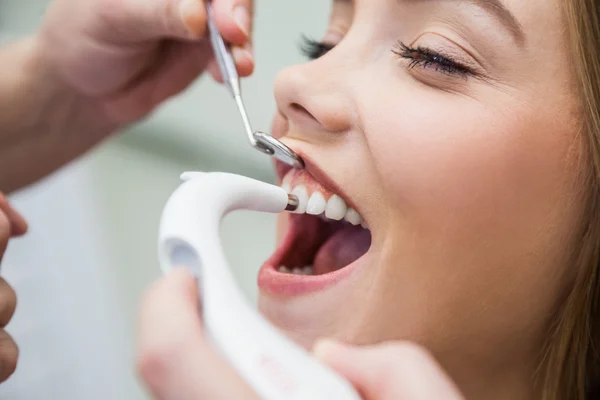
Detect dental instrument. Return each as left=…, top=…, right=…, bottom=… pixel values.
left=206, top=3, right=304, bottom=170
left=158, top=171, right=361, bottom=400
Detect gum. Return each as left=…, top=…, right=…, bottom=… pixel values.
left=281, top=169, right=337, bottom=200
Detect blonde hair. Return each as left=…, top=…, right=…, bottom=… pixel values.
left=542, top=1, right=600, bottom=399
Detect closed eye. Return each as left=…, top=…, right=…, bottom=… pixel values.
left=393, top=42, right=476, bottom=79
left=299, top=36, right=335, bottom=60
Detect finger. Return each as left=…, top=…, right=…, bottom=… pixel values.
left=212, top=0, right=254, bottom=46
left=0, top=194, right=27, bottom=237
left=137, top=269, right=258, bottom=400
left=0, top=279, right=16, bottom=328
left=213, top=0, right=255, bottom=76
left=207, top=58, right=224, bottom=83
left=0, top=330, right=18, bottom=383
left=206, top=43, right=254, bottom=83
left=0, top=212, right=10, bottom=262
left=103, top=0, right=253, bottom=44
left=231, top=43, right=255, bottom=77
left=314, top=340, right=464, bottom=400
left=98, top=0, right=207, bottom=42
left=104, top=41, right=213, bottom=125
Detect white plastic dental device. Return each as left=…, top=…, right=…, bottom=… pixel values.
left=157, top=172, right=362, bottom=400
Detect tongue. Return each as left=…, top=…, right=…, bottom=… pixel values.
left=313, top=226, right=371, bottom=275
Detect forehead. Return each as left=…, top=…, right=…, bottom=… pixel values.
left=346, top=0, right=567, bottom=31
left=500, top=0, right=566, bottom=37
left=336, top=0, right=569, bottom=59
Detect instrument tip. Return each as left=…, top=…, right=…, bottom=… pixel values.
left=285, top=194, right=299, bottom=212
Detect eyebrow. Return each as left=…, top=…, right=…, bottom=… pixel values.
left=470, top=0, right=525, bottom=45
left=403, top=0, right=526, bottom=46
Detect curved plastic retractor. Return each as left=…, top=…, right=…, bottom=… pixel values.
left=157, top=172, right=361, bottom=400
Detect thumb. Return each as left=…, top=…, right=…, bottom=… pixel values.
left=137, top=268, right=258, bottom=400
left=105, top=0, right=251, bottom=43
left=99, top=0, right=207, bottom=41
left=314, top=340, right=464, bottom=400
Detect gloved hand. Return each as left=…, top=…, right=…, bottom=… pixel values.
left=0, top=194, right=27, bottom=383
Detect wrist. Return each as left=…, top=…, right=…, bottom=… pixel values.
left=0, top=36, right=116, bottom=191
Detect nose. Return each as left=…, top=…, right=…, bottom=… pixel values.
left=273, top=55, right=354, bottom=138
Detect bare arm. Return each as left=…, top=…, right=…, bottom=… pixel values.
left=0, top=37, right=114, bottom=192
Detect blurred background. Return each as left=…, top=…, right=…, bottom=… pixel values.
left=0, top=1, right=328, bottom=398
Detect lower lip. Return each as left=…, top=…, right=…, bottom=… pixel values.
left=257, top=260, right=361, bottom=297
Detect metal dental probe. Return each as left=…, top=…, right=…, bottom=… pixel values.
left=206, top=3, right=305, bottom=169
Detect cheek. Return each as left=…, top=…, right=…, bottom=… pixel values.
left=367, top=92, right=578, bottom=223
left=362, top=86, right=583, bottom=286
left=349, top=84, right=584, bottom=349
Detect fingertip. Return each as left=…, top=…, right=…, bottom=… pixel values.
left=179, top=0, right=207, bottom=38
left=213, top=1, right=250, bottom=45
left=313, top=338, right=346, bottom=361
left=164, top=267, right=199, bottom=299
left=0, top=193, right=27, bottom=237
left=232, top=46, right=254, bottom=77
left=165, top=266, right=196, bottom=282
left=313, top=339, right=359, bottom=375
left=10, top=217, right=27, bottom=237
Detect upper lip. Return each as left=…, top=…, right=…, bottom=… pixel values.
left=275, top=150, right=366, bottom=223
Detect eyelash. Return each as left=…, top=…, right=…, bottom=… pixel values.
left=392, top=42, right=474, bottom=78
left=299, top=36, right=476, bottom=78
left=299, top=36, right=335, bottom=59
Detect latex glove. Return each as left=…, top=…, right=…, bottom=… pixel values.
left=136, top=269, right=259, bottom=400
left=0, top=194, right=27, bottom=383
left=314, top=340, right=465, bottom=400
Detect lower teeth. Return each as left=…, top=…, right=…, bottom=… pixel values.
left=279, top=265, right=313, bottom=275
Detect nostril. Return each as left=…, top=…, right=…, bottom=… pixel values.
left=290, top=102, right=316, bottom=121
left=284, top=97, right=350, bottom=133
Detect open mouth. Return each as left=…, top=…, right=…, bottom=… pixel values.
left=259, top=160, right=372, bottom=295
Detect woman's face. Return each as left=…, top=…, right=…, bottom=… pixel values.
left=258, top=0, right=582, bottom=391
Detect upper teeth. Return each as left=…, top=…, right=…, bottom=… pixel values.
left=345, top=208, right=361, bottom=225
left=282, top=184, right=367, bottom=227
left=307, top=191, right=326, bottom=215
left=289, top=185, right=308, bottom=214
left=325, top=195, right=347, bottom=220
